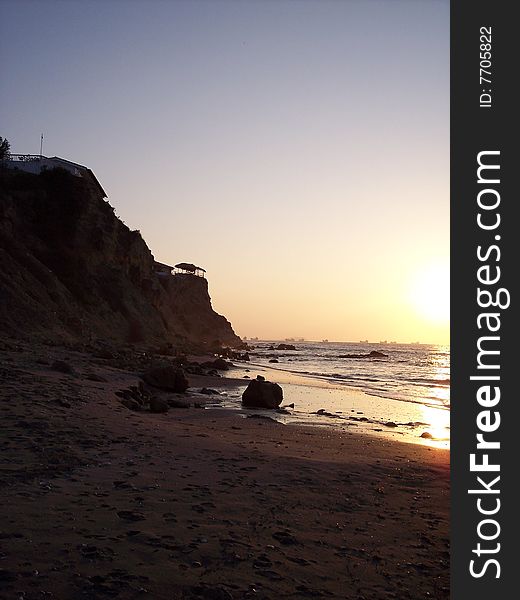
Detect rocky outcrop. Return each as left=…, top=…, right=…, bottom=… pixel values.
left=0, top=168, right=242, bottom=349
left=242, top=379, right=283, bottom=409
left=276, top=344, right=297, bottom=351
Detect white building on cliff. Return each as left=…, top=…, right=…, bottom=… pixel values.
left=5, top=154, right=107, bottom=198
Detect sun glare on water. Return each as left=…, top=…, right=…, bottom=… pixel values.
left=407, top=262, right=450, bottom=324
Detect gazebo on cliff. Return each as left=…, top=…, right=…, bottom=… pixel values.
left=174, top=262, right=206, bottom=278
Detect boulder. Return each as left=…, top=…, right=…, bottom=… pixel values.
left=149, top=397, right=169, bottom=413
left=142, top=365, right=189, bottom=392
left=202, top=357, right=233, bottom=371
left=276, top=344, right=296, bottom=350
left=269, top=359, right=279, bottom=363
left=316, top=408, right=335, bottom=417
left=242, top=379, right=283, bottom=409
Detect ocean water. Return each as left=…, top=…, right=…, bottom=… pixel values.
left=224, top=341, right=450, bottom=448
left=249, top=341, right=450, bottom=410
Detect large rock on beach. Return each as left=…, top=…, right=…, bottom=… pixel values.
left=142, top=365, right=189, bottom=392
left=242, top=379, right=283, bottom=409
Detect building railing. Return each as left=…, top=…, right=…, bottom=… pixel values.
left=8, top=154, right=47, bottom=162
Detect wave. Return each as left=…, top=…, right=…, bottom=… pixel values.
left=249, top=342, right=450, bottom=411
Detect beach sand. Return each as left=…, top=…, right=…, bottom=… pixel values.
left=0, top=341, right=449, bottom=599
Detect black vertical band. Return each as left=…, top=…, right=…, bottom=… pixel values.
left=451, top=1, right=517, bottom=597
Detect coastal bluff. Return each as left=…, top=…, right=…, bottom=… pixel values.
left=0, top=167, right=241, bottom=350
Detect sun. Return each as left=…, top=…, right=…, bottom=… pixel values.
left=407, top=262, right=450, bottom=324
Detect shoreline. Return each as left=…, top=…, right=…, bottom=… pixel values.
left=216, top=360, right=450, bottom=449
left=0, top=340, right=449, bottom=599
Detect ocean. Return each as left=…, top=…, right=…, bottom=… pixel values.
left=224, top=341, right=450, bottom=448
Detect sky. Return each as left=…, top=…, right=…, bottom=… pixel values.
left=1, top=0, right=449, bottom=344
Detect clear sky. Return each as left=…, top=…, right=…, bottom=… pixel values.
left=1, top=0, right=449, bottom=344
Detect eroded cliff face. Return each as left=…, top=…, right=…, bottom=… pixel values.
left=0, top=168, right=241, bottom=349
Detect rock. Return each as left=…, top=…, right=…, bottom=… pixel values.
left=142, top=365, right=189, bottom=392
left=214, top=357, right=233, bottom=370
left=121, top=398, right=141, bottom=411
left=52, top=360, right=75, bottom=375
left=200, top=388, right=219, bottom=395
left=338, top=350, right=388, bottom=359
left=149, top=397, right=169, bottom=413
left=384, top=421, right=398, bottom=428
left=269, top=359, right=279, bottom=363
left=256, top=375, right=265, bottom=381
left=316, top=409, right=335, bottom=417
left=242, top=379, right=283, bottom=409
left=421, top=431, right=434, bottom=439
left=276, top=344, right=296, bottom=350
left=201, top=357, right=233, bottom=371
left=282, top=402, right=295, bottom=409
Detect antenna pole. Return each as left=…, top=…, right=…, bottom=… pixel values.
left=40, top=133, right=44, bottom=158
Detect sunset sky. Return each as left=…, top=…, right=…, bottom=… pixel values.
left=1, top=0, right=449, bottom=344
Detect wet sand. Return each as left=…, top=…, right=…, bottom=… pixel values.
left=0, top=341, right=449, bottom=599
left=219, top=362, right=451, bottom=449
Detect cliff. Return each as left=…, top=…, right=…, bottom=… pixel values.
left=0, top=167, right=242, bottom=350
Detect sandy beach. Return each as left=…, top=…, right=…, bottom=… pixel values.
left=0, top=340, right=449, bottom=599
